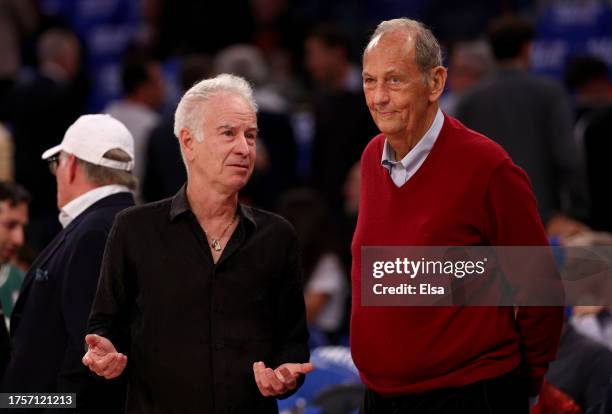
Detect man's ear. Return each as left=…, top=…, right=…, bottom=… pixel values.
left=428, top=66, right=448, bottom=103
left=178, top=128, right=196, bottom=162
left=67, top=154, right=78, bottom=183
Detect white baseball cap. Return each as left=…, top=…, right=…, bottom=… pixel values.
left=41, top=114, right=135, bottom=171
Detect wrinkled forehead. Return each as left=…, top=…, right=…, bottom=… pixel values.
left=199, top=93, right=258, bottom=134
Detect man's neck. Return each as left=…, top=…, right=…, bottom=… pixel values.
left=388, top=105, right=439, bottom=160
left=60, top=183, right=100, bottom=209
left=186, top=181, right=238, bottom=221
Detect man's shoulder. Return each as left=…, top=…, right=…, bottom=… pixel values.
left=115, top=197, right=172, bottom=224
left=443, top=115, right=510, bottom=159
left=75, top=193, right=136, bottom=230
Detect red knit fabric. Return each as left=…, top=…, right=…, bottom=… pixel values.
left=350, top=114, right=563, bottom=396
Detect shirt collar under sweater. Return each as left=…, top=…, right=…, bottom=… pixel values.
left=381, top=108, right=444, bottom=187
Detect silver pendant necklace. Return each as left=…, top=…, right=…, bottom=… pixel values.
left=205, top=214, right=237, bottom=252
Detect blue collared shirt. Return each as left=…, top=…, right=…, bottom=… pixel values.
left=381, top=108, right=444, bottom=187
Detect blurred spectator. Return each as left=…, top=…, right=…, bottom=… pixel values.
left=3, top=27, right=83, bottom=252
left=142, top=54, right=210, bottom=202
left=214, top=44, right=298, bottom=208
left=249, top=0, right=307, bottom=100
left=572, top=306, right=612, bottom=351
left=38, top=0, right=148, bottom=111
left=565, top=55, right=611, bottom=121
left=542, top=322, right=612, bottom=413
left=0, top=123, right=13, bottom=181
left=580, top=106, right=612, bottom=232
left=0, top=181, right=28, bottom=379
left=339, top=160, right=360, bottom=276
left=440, top=39, right=494, bottom=115
left=2, top=114, right=135, bottom=411
left=456, top=15, right=590, bottom=239
left=105, top=51, right=165, bottom=199
left=0, top=0, right=38, bottom=111
left=0, top=181, right=29, bottom=319
left=277, top=188, right=348, bottom=345
left=304, top=24, right=377, bottom=218
left=215, top=44, right=288, bottom=112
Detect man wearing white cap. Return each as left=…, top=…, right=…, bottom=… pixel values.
left=1, top=114, right=135, bottom=413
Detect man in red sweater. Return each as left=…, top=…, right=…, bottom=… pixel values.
left=352, top=18, right=563, bottom=413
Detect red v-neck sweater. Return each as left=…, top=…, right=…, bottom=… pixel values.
left=350, top=114, right=562, bottom=396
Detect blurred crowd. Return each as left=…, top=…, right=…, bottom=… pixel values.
left=0, top=0, right=612, bottom=412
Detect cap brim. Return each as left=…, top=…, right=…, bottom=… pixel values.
left=41, top=144, right=63, bottom=160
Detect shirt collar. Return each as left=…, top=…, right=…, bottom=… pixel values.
left=381, top=108, right=444, bottom=170
left=59, top=185, right=132, bottom=228
left=169, top=184, right=257, bottom=229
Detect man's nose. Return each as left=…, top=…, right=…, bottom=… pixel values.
left=234, top=134, right=250, bottom=155
left=372, top=83, right=390, bottom=105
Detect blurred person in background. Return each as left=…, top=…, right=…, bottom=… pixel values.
left=439, top=39, right=494, bottom=115
left=580, top=105, right=612, bottom=232
left=3, top=27, right=83, bottom=252
left=304, top=23, right=377, bottom=219
left=277, top=188, right=348, bottom=345
left=565, top=55, right=611, bottom=122
left=564, top=56, right=612, bottom=232
left=535, top=316, right=612, bottom=414
left=2, top=114, right=136, bottom=412
left=0, top=182, right=29, bottom=320
left=0, top=0, right=38, bottom=113
left=105, top=50, right=165, bottom=200
left=0, top=181, right=28, bottom=380
left=142, top=54, right=211, bottom=202
left=456, top=15, right=590, bottom=241
left=214, top=44, right=298, bottom=208
left=0, top=123, right=14, bottom=181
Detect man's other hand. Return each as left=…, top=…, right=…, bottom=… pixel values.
left=253, top=361, right=314, bottom=397
left=82, top=334, right=127, bottom=379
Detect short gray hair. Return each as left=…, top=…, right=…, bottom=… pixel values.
left=76, top=148, right=138, bottom=191
left=173, top=73, right=257, bottom=142
left=365, top=18, right=442, bottom=74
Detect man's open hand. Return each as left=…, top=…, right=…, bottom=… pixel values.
left=82, top=334, right=127, bottom=379
left=253, top=361, right=314, bottom=397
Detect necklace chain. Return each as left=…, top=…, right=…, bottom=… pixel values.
left=204, top=214, right=237, bottom=252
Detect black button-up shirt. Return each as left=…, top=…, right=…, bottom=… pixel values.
left=88, top=186, right=309, bottom=414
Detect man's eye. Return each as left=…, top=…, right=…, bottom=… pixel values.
left=222, top=130, right=234, bottom=136
left=389, top=77, right=401, bottom=84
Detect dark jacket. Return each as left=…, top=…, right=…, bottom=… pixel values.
left=2, top=192, right=134, bottom=412
left=88, top=187, right=310, bottom=413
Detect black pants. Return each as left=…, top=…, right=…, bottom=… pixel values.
left=360, top=370, right=529, bottom=414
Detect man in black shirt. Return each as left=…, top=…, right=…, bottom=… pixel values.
left=83, top=74, right=312, bottom=413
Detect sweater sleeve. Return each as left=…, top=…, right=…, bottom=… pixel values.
left=484, top=158, right=564, bottom=396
